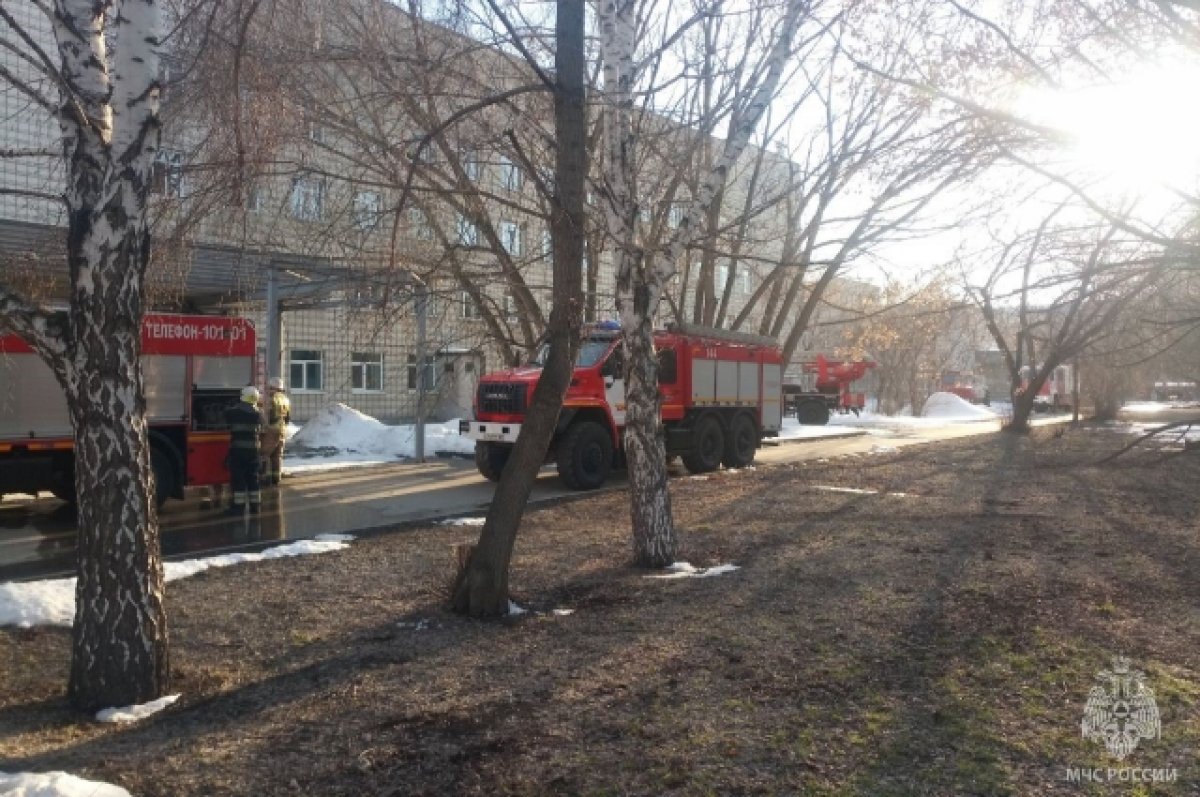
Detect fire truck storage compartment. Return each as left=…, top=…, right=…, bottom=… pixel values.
left=0, top=351, right=70, bottom=439
left=761, top=363, right=782, bottom=432
left=143, top=355, right=187, bottom=422
left=190, top=352, right=253, bottom=432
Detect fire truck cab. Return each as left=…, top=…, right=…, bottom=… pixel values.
left=460, top=322, right=784, bottom=489
left=0, top=313, right=256, bottom=506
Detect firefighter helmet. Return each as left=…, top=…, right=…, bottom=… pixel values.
left=241, top=386, right=261, bottom=403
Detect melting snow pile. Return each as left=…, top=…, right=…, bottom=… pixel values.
left=0, top=771, right=131, bottom=797
left=96, top=694, right=180, bottom=724
left=920, top=392, right=999, bottom=421
left=648, top=562, right=741, bottom=580
left=438, top=516, right=486, bottom=526
left=0, top=535, right=354, bottom=628
left=288, top=403, right=475, bottom=460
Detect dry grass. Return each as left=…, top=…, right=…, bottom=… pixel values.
left=3, top=425, right=1200, bottom=795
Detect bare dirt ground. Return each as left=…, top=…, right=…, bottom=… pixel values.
left=3, top=424, right=1200, bottom=796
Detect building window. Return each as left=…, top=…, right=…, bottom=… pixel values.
left=462, top=149, right=481, bottom=181
left=290, top=176, right=325, bottom=221
left=542, top=228, right=552, bottom=257
left=307, top=121, right=325, bottom=143
left=351, top=352, right=384, bottom=392
left=717, top=263, right=729, bottom=288
left=503, top=291, right=518, bottom=319
left=499, top=220, right=522, bottom=256
left=289, top=349, right=323, bottom=391
left=152, top=149, right=186, bottom=198
left=461, top=290, right=479, bottom=319
left=498, top=155, right=523, bottom=191
left=407, top=354, right=437, bottom=390
left=246, top=183, right=263, bottom=213
left=408, top=207, right=433, bottom=240
left=668, top=203, right=685, bottom=229
left=352, top=190, right=382, bottom=230
left=739, top=270, right=752, bottom=295
left=456, top=214, right=478, bottom=246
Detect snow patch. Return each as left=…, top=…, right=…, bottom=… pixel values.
left=0, top=578, right=75, bottom=627
left=286, top=404, right=475, bottom=468
left=648, top=561, right=741, bottom=580
left=438, top=516, right=486, bottom=526
left=811, top=485, right=877, bottom=495
left=1, top=537, right=355, bottom=628
left=552, top=608, right=575, bottom=616
left=397, top=619, right=431, bottom=631
left=507, top=600, right=529, bottom=616
left=920, top=392, right=1000, bottom=420
left=0, top=771, right=132, bottom=797
left=95, top=694, right=180, bottom=724
left=776, top=419, right=865, bottom=440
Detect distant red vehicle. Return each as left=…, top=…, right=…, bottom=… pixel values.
left=0, top=313, right=256, bottom=506
left=461, top=322, right=785, bottom=489
left=1026, top=364, right=1074, bottom=412
left=941, top=371, right=987, bottom=404
left=783, top=356, right=876, bottom=425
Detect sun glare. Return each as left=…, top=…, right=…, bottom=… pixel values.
left=1018, top=62, right=1200, bottom=197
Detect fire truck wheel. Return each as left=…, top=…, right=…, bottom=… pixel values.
left=49, top=463, right=75, bottom=504
left=475, top=442, right=511, bottom=482
left=556, top=421, right=613, bottom=490
left=722, top=413, right=758, bottom=468
left=796, top=400, right=830, bottom=426
left=151, top=446, right=176, bottom=509
left=682, top=414, right=725, bottom=474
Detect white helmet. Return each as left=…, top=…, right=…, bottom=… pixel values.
left=241, top=385, right=261, bottom=403
left=268, top=377, right=285, bottom=391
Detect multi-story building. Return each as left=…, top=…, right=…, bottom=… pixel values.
left=0, top=1, right=874, bottom=423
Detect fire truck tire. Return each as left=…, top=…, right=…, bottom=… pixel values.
left=475, top=442, right=511, bottom=482
left=683, top=414, right=725, bottom=474
left=796, top=400, right=830, bottom=426
left=151, top=445, right=176, bottom=509
left=722, top=413, right=758, bottom=468
left=49, top=461, right=75, bottom=504
left=556, top=421, right=613, bottom=490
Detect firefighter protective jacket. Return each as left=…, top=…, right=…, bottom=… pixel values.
left=226, top=399, right=264, bottom=453
left=269, top=390, right=291, bottom=431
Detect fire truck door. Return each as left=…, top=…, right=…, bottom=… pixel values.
left=602, top=348, right=626, bottom=427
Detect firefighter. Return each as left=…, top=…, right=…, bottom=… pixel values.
left=263, top=376, right=291, bottom=486
left=224, top=385, right=265, bottom=515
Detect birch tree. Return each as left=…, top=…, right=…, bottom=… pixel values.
left=0, top=1, right=169, bottom=709
left=599, top=0, right=803, bottom=567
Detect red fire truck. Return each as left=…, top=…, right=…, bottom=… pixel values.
left=1028, top=364, right=1075, bottom=412
left=460, top=322, right=784, bottom=489
left=783, top=356, right=876, bottom=425
left=0, top=313, right=256, bottom=506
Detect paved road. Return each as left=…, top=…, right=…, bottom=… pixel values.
left=0, top=418, right=1015, bottom=582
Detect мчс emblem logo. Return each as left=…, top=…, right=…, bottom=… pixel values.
left=1081, top=656, right=1160, bottom=760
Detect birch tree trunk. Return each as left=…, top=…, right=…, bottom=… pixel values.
left=599, top=0, right=802, bottom=568
left=0, top=0, right=169, bottom=710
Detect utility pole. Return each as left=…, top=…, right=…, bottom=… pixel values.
left=266, top=266, right=281, bottom=384
left=415, top=281, right=428, bottom=462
